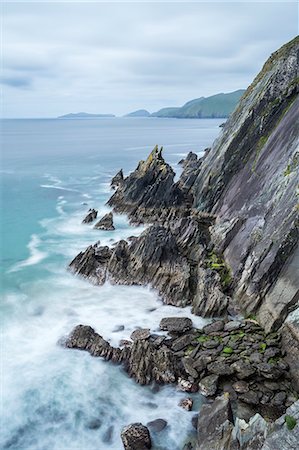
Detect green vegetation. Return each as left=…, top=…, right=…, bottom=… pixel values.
left=259, top=343, right=267, bottom=353
left=222, top=347, right=233, bottom=354
left=152, top=90, right=245, bottom=119
left=197, top=335, right=209, bottom=343
left=284, top=152, right=299, bottom=177
left=206, top=252, right=232, bottom=289
left=285, top=415, right=297, bottom=431
left=185, top=346, right=195, bottom=355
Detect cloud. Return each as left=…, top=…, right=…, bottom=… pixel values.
left=2, top=1, right=298, bottom=117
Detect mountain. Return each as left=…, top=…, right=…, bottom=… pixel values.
left=152, top=89, right=245, bottom=118
left=58, top=112, right=115, bottom=119
left=125, top=109, right=151, bottom=117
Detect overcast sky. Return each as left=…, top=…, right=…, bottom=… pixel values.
left=1, top=1, right=298, bottom=118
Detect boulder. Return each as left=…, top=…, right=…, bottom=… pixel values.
left=146, top=419, right=167, bottom=432
left=82, top=208, right=98, bottom=224
left=159, top=317, right=193, bottom=333
left=179, top=398, right=193, bottom=411
left=121, top=423, right=151, bottom=450
left=199, top=374, right=219, bottom=397
left=130, top=329, right=151, bottom=341
left=196, top=395, right=234, bottom=450
left=94, top=212, right=115, bottom=230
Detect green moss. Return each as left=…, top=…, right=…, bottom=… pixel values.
left=206, top=252, right=232, bottom=290
left=268, top=357, right=280, bottom=364
left=197, top=335, right=209, bottom=343
left=259, top=343, right=267, bottom=353
left=284, top=152, right=299, bottom=177
left=246, top=314, right=258, bottom=321
left=185, top=346, right=194, bottom=355
left=223, top=347, right=233, bottom=354
left=285, top=415, right=297, bottom=431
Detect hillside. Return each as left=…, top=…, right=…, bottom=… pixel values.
left=152, top=89, right=245, bottom=118
left=125, top=109, right=151, bottom=117
left=58, top=112, right=115, bottom=119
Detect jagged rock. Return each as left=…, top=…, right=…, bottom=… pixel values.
left=69, top=244, right=111, bottom=284
left=111, top=169, right=124, bottom=189
left=207, top=361, right=234, bottom=376
left=239, top=391, right=261, bottom=406
left=146, top=419, right=167, bottom=432
left=82, top=208, right=98, bottom=223
left=196, top=395, right=234, bottom=450
left=130, top=329, right=151, bottom=341
left=94, top=212, right=115, bottom=230
left=179, top=398, right=193, bottom=411
left=159, top=317, right=193, bottom=333
left=121, top=423, right=151, bottom=450
left=108, top=145, right=189, bottom=221
left=224, top=321, right=243, bottom=332
left=192, top=267, right=229, bottom=317
left=198, top=374, right=219, bottom=397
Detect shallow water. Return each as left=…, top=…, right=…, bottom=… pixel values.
left=1, top=117, right=222, bottom=449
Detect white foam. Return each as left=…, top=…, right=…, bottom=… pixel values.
left=8, top=234, right=48, bottom=273
left=40, top=184, right=79, bottom=192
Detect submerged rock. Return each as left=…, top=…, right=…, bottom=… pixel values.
left=146, top=418, right=167, bottom=432
left=94, top=212, right=115, bottom=230
left=82, top=208, right=98, bottom=224
left=121, top=423, right=152, bottom=450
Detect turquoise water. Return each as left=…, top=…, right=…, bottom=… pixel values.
left=1, top=117, right=222, bottom=449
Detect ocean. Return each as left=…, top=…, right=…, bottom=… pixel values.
left=1, top=117, right=222, bottom=450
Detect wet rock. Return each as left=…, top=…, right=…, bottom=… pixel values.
left=94, top=212, right=115, bottom=230
left=196, top=395, right=234, bottom=450
left=146, top=419, right=167, bottom=432
left=159, top=317, right=193, bottom=333
left=113, top=325, right=125, bottom=332
left=85, top=418, right=102, bottom=430
left=183, top=357, right=199, bottom=379
left=111, top=169, right=124, bottom=189
left=130, top=329, right=151, bottom=341
left=121, top=423, right=151, bottom=450
left=69, top=244, right=111, bottom=284
left=199, top=374, right=219, bottom=397
left=179, top=398, right=193, bottom=411
left=102, top=425, right=114, bottom=443
left=119, top=339, right=133, bottom=347
left=82, top=208, right=98, bottom=224
left=178, top=378, right=198, bottom=393
left=192, top=414, right=199, bottom=430
left=171, top=334, right=195, bottom=352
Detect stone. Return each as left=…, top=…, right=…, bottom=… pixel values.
left=196, top=395, right=234, bottom=450
left=224, top=321, right=243, bottom=332
left=179, top=398, right=193, bottom=411
left=183, top=357, right=199, bottom=379
left=146, top=419, right=167, bottom=432
left=203, top=321, right=225, bottom=334
left=121, top=423, right=151, bottom=450
left=232, top=381, right=249, bottom=394
left=231, top=361, right=256, bottom=379
left=198, top=374, right=219, bottom=397
left=171, top=334, right=195, bottom=352
left=177, top=377, right=198, bottom=393
left=159, top=317, right=193, bottom=333
left=238, top=390, right=260, bottom=405
left=272, top=391, right=287, bottom=406
left=82, top=208, right=97, bottom=224
left=130, top=329, right=151, bottom=341
left=207, top=361, right=234, bottom=376
left=94, top=212, right=115, bottom=230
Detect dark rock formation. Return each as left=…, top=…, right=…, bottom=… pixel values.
left=107, top=145, right=191, bottom=222
left=189, top=36, right=299, bottom=334
left=159, top=317, right=193, bottom=333
left=196, top=395, right=234, bottom=450
left=146, top=418, right=167, bottom=432
left=121, top=423, right=151, bottom=450
left=111, top=169, right=124, bottom=189
left=94, top=212, right=115, bottom=230
left=82, top=208, right=97, bottom=223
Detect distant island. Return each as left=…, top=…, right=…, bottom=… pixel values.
left=58, top=90, right=245, bottom=120
left=151, top=89, right=245, bottom=118
left=58, top=112, right=115, bottom=119
left=125, top=109, right=151, bottom=117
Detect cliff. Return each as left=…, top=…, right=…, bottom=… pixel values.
left=189, top=36, right=299, bottom=332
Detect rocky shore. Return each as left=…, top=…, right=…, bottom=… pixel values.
left=63, top=37, right=299, bottom=450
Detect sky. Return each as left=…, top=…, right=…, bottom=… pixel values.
left=1, top=0, right=298, bottom=118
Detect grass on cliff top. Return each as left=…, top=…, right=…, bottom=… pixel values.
left=285, top=415, right=297, bottom=431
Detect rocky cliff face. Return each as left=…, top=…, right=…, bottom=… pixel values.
left=190, top=36, right=299, bottom=334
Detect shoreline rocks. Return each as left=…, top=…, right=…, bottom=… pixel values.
left=82, top=208, right=97, bottom=223
left=94, top=211, right=115, bottom=230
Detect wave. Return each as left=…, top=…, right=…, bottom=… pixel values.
left=8, top=234, right=48, bottom=273
left=40, top=184, right=79, bottom=192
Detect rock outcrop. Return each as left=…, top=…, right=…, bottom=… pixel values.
left=121, top=423, right=152, bottom=450
left=82, top=208, right=97, bottom=223
left=93, top=211, right=115, bottom=230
